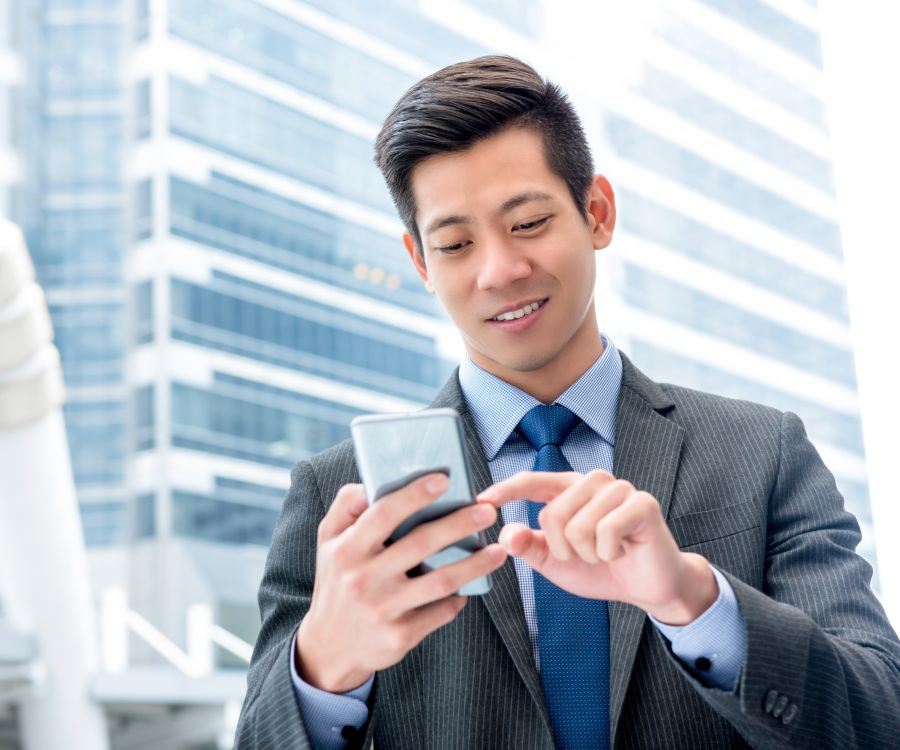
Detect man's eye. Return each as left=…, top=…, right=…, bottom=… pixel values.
left=435, top=241, right=468, bottom=253
left=513, top=217, right=549, bottom=232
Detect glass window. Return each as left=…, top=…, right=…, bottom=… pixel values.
left=49, top=302, right=125, bottom=385
left=170, top=377, right=360, bottom=466
left=168, top=173, right=437, bottom=313
left=135, top=0, right=149, bottom=40
left=695, top=0, right=824, bottom=68
left=300, top=0, right=485, bottom=66
left=43, top=0, right=119, bottom=7
left=623, top=264, right=858, bottom=387
left=635, top=66, right=834, bottom=192
left=133, top=493, right=155, bottom=539
left=169, top=277, right=451, bottom=400
left=168, top=76, right=393, bottom=213
left=172, top=491, right=279, bottom=546
left=655, top=15, right=827, bottom=130
left=135, top=79, right=151, bottom=139
left=618, top=188, right=849, bottom=320
left=44, top=115, right=122, bottom=191
left=34, top=208, right=122, bottom=287
left=80, top=501, right=128, bottom=547
left=64, top=401, right=126, bottom=484
left=44, top=24, right=121, bottom=97
left=168, top=0, right=414, bottom=122
left=606, top=115, right=842, bottom=256
left=133, top=280, right=154, bottom=344
left=466, top=0, right=543, bottom=36
left=133, top=385, right=154, bottom=451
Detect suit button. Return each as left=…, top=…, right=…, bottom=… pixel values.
left=772, top=695, right=789, bottom=718
left=763, top=689, right=779, bottom=713
left=782, top=704, right=799, bottom=725
left=694, top=656, right=712, bottom=672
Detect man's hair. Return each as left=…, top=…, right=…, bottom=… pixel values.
left=374, top=55, right=594, bottom=254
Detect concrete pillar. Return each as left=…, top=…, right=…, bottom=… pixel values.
left=0, top=219, right=109, bottom=750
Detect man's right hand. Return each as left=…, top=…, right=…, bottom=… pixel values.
left=295, top=472, right=507, bottom=693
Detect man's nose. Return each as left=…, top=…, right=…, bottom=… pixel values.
left=475, top=236, right=532, bottom=291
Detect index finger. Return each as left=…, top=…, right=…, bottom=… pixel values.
left=347, top=471, right=449, bottom=553
left=318, top=483, right=368, bottom=543
left=475, top=470, right=586, bottom=506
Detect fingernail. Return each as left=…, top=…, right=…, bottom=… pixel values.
left=426, top=475, right=447, bottom=494
left=476, top=489, right=496, bottom=501
left=472, top=504, right=494, bottom=524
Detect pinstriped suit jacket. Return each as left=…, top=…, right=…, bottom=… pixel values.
left=235, top=354, right=900, bottom=749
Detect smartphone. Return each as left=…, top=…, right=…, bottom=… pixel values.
left=350, top=407, right=492, bottom=595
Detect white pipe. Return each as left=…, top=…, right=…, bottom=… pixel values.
left=0, top=219, right=109, bottom=750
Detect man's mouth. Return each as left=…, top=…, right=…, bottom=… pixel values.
left=489, top=298, right=548, bottom=322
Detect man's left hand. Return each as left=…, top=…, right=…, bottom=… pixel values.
left=477, top=470, right=718, bottom=625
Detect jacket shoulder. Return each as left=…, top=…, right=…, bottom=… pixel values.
left=652, top=381, right=787, bottom=454
left=289, top=437, right=358, bottom=508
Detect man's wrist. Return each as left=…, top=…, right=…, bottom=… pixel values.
left=295, top=615, right=374, bottom=693
left=647, top=553, right=718, bottom=626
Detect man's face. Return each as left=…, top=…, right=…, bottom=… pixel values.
left=404, top=127, right=616, bottom=393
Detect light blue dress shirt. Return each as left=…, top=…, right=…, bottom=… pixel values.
left=290, top=335, right=746, bottom=749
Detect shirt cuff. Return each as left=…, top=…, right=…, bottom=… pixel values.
left=649, top=565, right=747, bottom=691
left=290, top=630, right=374, bottom=750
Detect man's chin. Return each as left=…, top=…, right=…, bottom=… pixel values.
left=471, top=346, right=559, bottom=376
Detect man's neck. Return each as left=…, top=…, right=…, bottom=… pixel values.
left=467, top=323, right=605, bottom=404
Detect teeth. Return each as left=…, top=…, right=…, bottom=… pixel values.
left=493, top=299, right=545, bottom=322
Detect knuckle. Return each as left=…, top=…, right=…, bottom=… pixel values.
left=342, top=569, right=368, bottom=598
left=634, top=490, right=658, bottom=512
left=537, top=506, right=554, bottom=530
left=406, top=532, right=432, bottom=562
left=334, top=483, right=362, bottom=504
left=432, top=569, right=458, bottom=597
left=330, top=539, right=354, bottom=568
left=565, top=518, right=592, bottom=544
left=612, top=478, right=635, bottom=495
left=366, top=499, right=390, bottom=525
left=389, top=625, right=414, bottom=655
left=586, top=469, right=613, bottom=486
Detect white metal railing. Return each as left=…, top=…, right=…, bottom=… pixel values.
left=100, top=589, right=253, bottom=678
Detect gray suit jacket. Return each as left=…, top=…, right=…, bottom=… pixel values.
left=235, top=354, right=900, bottom=749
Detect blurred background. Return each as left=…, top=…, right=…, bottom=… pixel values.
left=0, top=0, right=897, bottom=747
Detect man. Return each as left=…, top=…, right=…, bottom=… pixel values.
left=235, top=56, right=900, bottom=749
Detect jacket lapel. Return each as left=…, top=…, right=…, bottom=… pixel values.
left=608, top=354, right=685, bottom=743
left=430, top=372, right=552, bottom=731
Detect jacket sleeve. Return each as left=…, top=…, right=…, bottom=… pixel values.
left=673, top=410, right=900, bottom=749
left=233, top=458, right=379, bottom=749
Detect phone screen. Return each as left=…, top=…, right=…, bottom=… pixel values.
left=351, top=408, right=491, bottom=595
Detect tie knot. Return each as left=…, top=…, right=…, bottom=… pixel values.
left=516, top=403, right=582, bottom=452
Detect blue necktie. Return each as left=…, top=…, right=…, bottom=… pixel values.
left=517, top=404, right=610, bottom=750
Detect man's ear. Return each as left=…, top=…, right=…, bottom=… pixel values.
left=403, top=233, right=435, bottom=293
left=586, top=174, right=616, bottom=250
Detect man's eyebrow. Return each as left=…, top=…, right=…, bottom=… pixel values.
left=424, top=214, right=470, bottom=237
left=424, top=191, right=556, bottom=237
left=497, top=191, right=555, bottom=216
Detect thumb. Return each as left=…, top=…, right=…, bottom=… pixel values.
left=498, top=522, right=550, bottom=573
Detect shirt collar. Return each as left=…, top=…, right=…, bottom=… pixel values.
left=458, top=334, right=623, bottom=460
